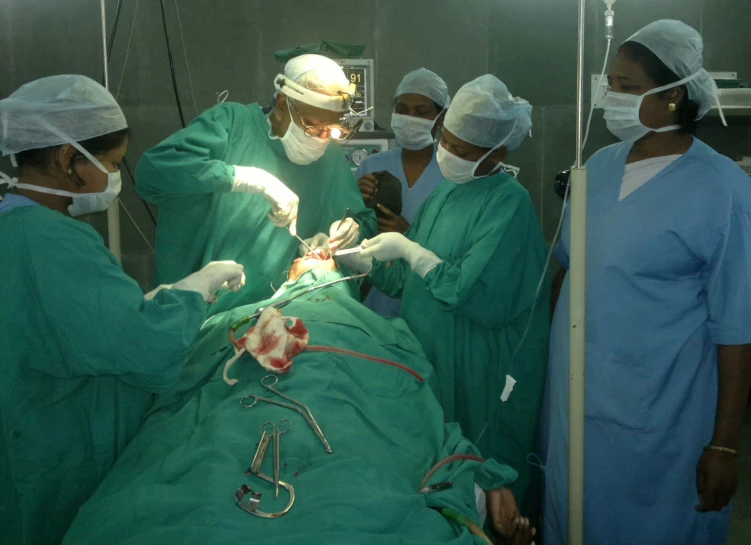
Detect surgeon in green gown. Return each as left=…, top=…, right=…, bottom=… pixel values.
left=136, top=54, right=377, bottom=315
left=0, top=75, right=246, bottom=545
left=359, top=75, right=550, bottom=519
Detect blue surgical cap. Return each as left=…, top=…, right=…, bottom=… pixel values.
left=444, top=75, right=532, bottom=151
left=0, top=75, right=127, bottom=155
left=395, top=68, right=451, bottom=109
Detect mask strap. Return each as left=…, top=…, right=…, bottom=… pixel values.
left=0, top=169, right=17, bottom=187
left=34, top=116, right=109, bottom=174
left=711, top=80, right=728, bottom=127
left=645, top=70, right=703, bottom=97
left=473, top=118, right=520, bottom=178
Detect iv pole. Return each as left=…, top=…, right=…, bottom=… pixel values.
left=569, top=0, right=588, bottom=543
left=100, top=0, right=122, bottom=260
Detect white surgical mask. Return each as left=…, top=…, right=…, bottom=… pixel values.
left=604, top=71, right=701, bottom=143
left=0, top=140, right=121, bottom=217
left=436, top=118, right=520, bottom=184
left=436, top=144, right=520, bottom=184
left=391, top=113, right=438, bottom=150
left=270, top=103, right=330, bottom=166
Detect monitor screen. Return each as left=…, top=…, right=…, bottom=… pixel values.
left=343, top=66, right=368, bottom=113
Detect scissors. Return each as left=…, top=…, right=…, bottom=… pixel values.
left=240, top=376, right=333, bottom=454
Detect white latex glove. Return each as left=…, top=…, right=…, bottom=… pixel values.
left=299, top=232, right=330, bottom=256
left=335, top=252, right=373, bottom=275
left=172, top=260, right=246, bottom=303
left=144, top=284, right=172, bottom=301
left=232, top=165, right=299, bottom=235
left=328, top=217, right=360, bottom=251
left=361, top=233, right=442, bottom=279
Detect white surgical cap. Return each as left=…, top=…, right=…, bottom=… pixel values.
left=444, top=75, right=532, bottom=151
left=283, top=54, right=349, bottom=93
left=626, top=19, right=715, bottom=119
left=395, top=68, right=451, bottom=109
left=0, top=75, right=127, bottom=156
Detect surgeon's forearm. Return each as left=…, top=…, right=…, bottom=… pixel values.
left=711, top=344, right=751, bottom=451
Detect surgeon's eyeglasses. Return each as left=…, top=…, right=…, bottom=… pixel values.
left=288, top=99, right=362, bottom=143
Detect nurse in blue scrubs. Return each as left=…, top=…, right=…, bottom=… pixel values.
left=356, top=68, right=450, bottom=317
left=543, top=20, right=751, bottom=545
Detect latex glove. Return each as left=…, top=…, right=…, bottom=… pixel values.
left=696, top=448, right=739, bottom=512
left=361, top=233, right=442, bottom=279
left=299, top=232, right=329, bottom=256
left=232, top=165, right=299, bottom=235
left=144, top=284, right=172, bottom=301
left=486, top=488, right=537, bottom=545
left=335, top=251, right=373, bottom=275
left=172, top=260, right=246, bottom=303
left=328, top=217, right=360, bottom=251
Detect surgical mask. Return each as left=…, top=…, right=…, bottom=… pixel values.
left=436, top=118, right=520, bottom=184
left=604, top=71, right=701, bottom=143
left=436, top=145, right=520, bottom=184
left=0, top=140, right=121, bottom=217
left=271, top=103, right=330, bottom=166
left=391, top=113, right=437, bottom=150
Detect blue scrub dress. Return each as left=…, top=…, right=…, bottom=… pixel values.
left=355, top=146, right=446, bottom=317
left=542, top=139, right=751, bottom=545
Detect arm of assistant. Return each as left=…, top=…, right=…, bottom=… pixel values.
left=28, top=226, right=233, bottom=393
left=415, top=190, right=546, bottom=328
left=712, top=344, right=751, bottom=452
left=696, top=191, right=751, bottom=511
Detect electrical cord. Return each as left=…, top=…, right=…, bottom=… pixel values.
left=159, top=0, right=187, bottom=128
left=106, top=0, right=124, bottom=61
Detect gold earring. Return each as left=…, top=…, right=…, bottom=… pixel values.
left=66, top=168, right=73, bottom=175
left=668, top=103, right=677, bottom=111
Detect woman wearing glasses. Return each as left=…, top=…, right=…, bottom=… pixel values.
left=136, top=54, right=376, bottom=314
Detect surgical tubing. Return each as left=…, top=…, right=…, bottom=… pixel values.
left=434, top=507, right=493, bottom=545
left=305, top=346, right=425, bottom=383
left=420, top=454, right=484, bottom=491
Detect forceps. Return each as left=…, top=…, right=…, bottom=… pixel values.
left=261, top=420, right=292, bottom=499
left=240, top=376, right=333, bottom=454
left=287, top=224, right=315, bottom=255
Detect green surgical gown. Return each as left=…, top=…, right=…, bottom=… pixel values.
left=136, top=102, right=377, bottom=315
left=0, top=201, right=206, bottom=545
left=369, top=173, right=550, bottom=517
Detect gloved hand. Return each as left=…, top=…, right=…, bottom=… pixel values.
left=144, top=284, right=172, bottom=301
left=328, top=217, right=360, bottom=251
left=361, top=233, right=442, bottom=279
left=299, top=232, right=330, bottom=256
left=232, top=165, right=299, bottom=235
left=335, top=251, right=373, bottom=275
left=172, top=260, right=246, bottom=303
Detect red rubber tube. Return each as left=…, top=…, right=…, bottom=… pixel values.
left=305, top=345, right=425, bottom=383
left=421, top=454, right=484, bottom=490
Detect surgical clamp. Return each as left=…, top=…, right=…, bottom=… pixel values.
left=240, top=376, right=333, bottom=454
left=237, top=421, right=296, bottom=518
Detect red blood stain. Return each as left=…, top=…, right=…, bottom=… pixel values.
left=255, top=331, right=281, bottom=356
left=288, top=320, right=308, bottom=337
